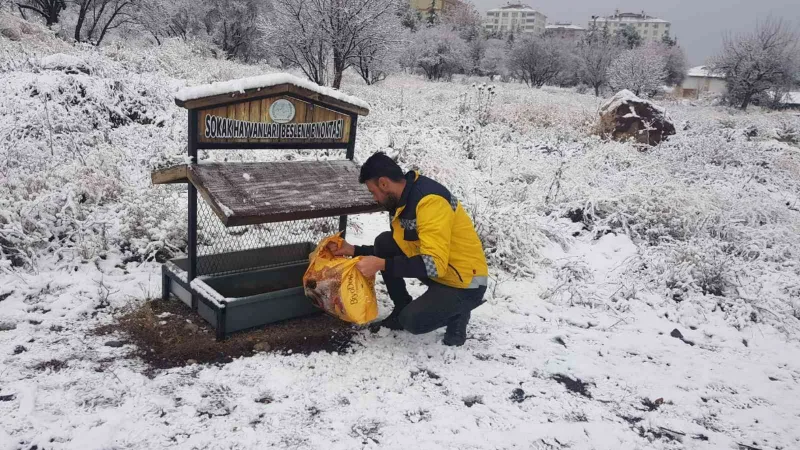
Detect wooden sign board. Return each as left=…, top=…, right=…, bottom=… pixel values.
left=198, top=96, right=352, bottom=145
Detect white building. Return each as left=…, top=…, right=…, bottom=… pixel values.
left=589, top=10, right=671, bottom=43
left=772, top=91, right=800, bottom=109
left=680, top=66, right=727, bottom=98
left=545, top=23, right=587, bottom=41
left=781, top=92, right=800, bottom=109
left=484, top=4, right=547, bottom=35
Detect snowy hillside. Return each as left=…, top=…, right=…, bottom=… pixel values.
left=2, top=18, right=800, bottom=450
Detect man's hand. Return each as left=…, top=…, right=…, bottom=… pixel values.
left=327, top=240, right=355, bottom=257
left=355, top=256, right=385, bottom=278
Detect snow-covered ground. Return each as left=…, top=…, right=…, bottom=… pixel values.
left=2, top=17, right=800, bottom=450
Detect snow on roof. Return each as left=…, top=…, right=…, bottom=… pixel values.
left=778, top=92, right=800, bottom=105
left=174, top=73, right=370, bottom=111
left=686, top=66, right=725, bottom=79
left=497, top=3, right=535, bottom=10
left=546, top=24, right=586, bottom=30
left=488, top=4, right=538, bottom=12
left=595, top=15, right=669, bottom=23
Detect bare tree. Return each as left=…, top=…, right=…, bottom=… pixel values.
left=440, top=1, right=484, bottom=74
left=410, top=24, right=471, bottom=81
left=203, top=0, right=263, bottom=60
left=478, top=38, right=509, bottom=80
left=353, top=44, right=389, bottom=85
left=441, top=0, right=481, bottom=41
left=267, top=0, right=400, bottom=88
left=135, top=0, right=201, bottom=44
left=712, top=18, right=800, bottom=110
left=607, top=43, right=667, bottom=96
left=265, top=1, right=330, bottom=85
left=353, top=30, right=404, bottom=85
left=508, top=36, right=567, bottom=88
left=577, top=33, right=621, bottom=96
left=16, top=0, right=66, bottom=26
left=73, top=0, right=137, bottom=46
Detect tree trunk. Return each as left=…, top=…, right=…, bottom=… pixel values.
left=74, top=0, right=90, bottom=42
left=46, top=0, right=64, bottom=26
left=332, top=48, right=344, bottom=89
left=740, top=92, right=753, bottom=110
left=594, top=84, right=600, bottom=96
left=17, top=2, right=63, bottom=27
left=333, top=70, right=343, bottom=89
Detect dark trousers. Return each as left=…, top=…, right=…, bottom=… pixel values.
left=373, top=232, right=486, bottom=334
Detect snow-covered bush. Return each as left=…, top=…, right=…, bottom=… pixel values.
left=607, top=43, right=667, bottom=97
left=408, top=25, right=471, bottom=81
left=775, top=121, right=798, bottom=144
left=477, top=38, right=509, bottom=80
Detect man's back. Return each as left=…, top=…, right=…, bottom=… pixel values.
left=390, top=171, right=488, bottom=290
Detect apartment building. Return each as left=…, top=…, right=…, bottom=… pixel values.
left=410, top=0, right=463, bottom=19
left=484, top=4, right=547, bottom=35
left=544, top=23, right=587, bottom=41
left=589, top=10, right=671, bottom=43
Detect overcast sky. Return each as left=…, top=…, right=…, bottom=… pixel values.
left=471, top=0, right=800, bottom=65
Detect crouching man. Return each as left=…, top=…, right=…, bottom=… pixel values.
left=328, top=152, right=488, bottom=346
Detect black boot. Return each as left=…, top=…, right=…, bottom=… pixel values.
left=443, top=311, right=470, bottom=346
left=369, top=298, right=409, bottom=332
left=377, top=307, right=405, bottom=330
left=370, top=265, right=412, bottom=332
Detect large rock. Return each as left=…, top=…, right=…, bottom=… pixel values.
left=597, top=90, right=676, bottom=146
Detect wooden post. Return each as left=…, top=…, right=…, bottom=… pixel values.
left=339, top=115, right=359, bottom=237
left=216, top=304, right=227, bottom=340
left=161, top=266, right=170, bottom=301
left=188, top=109, right=198, bottom=310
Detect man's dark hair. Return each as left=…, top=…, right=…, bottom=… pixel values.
left=359, top=152, right=404, bottom=184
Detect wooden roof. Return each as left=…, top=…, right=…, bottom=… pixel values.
left=152, top=161, right=381, bottom=227
left=175, top=83, right=370, bottom=117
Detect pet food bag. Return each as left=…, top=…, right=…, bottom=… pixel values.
left=303, top=233, right=378, bottom=324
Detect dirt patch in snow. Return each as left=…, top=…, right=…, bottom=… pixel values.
left=551, top=374, right=593, bottom=398
left=94, top=298, right=354, bottom=374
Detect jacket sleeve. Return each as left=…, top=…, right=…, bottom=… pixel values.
left=353, top=245, right=374, bottom=257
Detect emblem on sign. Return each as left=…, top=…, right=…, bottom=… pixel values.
left=269, top=99, right=296, bottom=123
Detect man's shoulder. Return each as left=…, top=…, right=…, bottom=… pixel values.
left=410, top=175, right=451, bottom=202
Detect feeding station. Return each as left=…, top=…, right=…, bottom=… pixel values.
left=152, top=74, right=379, bottom=340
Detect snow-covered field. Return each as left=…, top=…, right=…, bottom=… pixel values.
left=2, top=17, right=800, bottom=450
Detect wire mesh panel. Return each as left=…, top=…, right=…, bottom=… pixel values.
left=196, top=198, right=338, bottom=277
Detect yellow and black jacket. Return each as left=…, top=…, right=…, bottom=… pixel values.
left=363, top=171, right=489, bottom=289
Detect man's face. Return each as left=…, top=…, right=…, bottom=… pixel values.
left=366, top=178, right=399, bottom=212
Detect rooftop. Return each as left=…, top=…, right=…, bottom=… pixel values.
left=174, top=72, right=370, bottom=113
left=594, top=10, right=669, bottom=23
left=546, top=23, right=586, bottom=30
left=151, top=161, right=380, bottom=226
left=488, top=3, right=537, bottom=11
left=687, top=66, right=725, bottom=79
left=780, top=92, right=800, bottom=105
